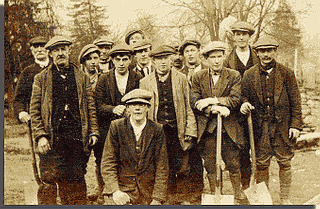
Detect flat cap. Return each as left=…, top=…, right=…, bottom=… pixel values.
left=253, top=36, right=279, bottom=50
left=29, top=36, right=48, bottom=46
left=132, top=39, right=152, bottom=52
left=125, top=28, right=144, bottom=45
left=93, top=37, right=114, bottom=47
left=45, top=36, right=72, bottom=50
left=121, top=89, right=153, bottom=105
left=78, top=44, right=100, bottom=63
left=201, top=41, right=227, bottom=56
left=230, top=21, right=255, bottom=36
left=109, top=44, right=132, bottom=57
left=179, top=40, right=201, bottom=54
left=150, top=45, right=175, bottom=57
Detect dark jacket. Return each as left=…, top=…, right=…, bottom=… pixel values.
left=190, top=67, right=245, bottom=148
left=101, top=117, right=169, bottom=203
left=30, top=62, right=99, bottom=156
left=14, top=62, right=46, bottom=117
left=241, top=62, right=302, bottom=146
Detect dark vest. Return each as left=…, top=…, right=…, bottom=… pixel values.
left=156, top=72, right=177, bottom=129
left=52, top=64, right=82, bottom=140
left=260, top=68, right=276, bottom=122
left=235, top=51, right=255, bottom=77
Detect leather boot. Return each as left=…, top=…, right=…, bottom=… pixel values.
left=230, top=173, right=246, bottom=205
left=206, top=173, right=217, bottom=194
left=96, top=166, right=105, bottom=205
left=279, top=168, right=292, bottom=205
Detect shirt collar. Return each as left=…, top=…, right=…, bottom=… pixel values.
left=35, top=59, right=49, bottom=68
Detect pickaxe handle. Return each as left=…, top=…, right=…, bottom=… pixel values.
left=247, top=113, right=257, bottom=187
left=215, top=113, right=223, bottom=196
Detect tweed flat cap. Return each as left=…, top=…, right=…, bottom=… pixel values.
left=78, top=44, right=100, bottom=63
left=149, top=45, right=175, bottom=57
left=132, top=39, right=152, bottom=52
left=201, top=41, right=227, bottom=56
left=179, top=40, right=201, bottom=54
left=230, top=21, right=255, bottom=36
left=253, top=36, right=279, bottom=50
left=121, top=89, right=153, bottom=105
left=29, top=36, right=48, bottom=46
left=45, top=36, right=72, bottom=50
left=125, top=29, right=144, bottom=45
left=109, top=44, right=132, bottom=56
left=93, top=37, right=114, bottom=47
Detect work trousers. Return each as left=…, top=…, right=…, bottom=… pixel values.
left=37, top=139, right=88, bottom=205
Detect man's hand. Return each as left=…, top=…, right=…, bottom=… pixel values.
left=240, top=102, right=255, bottom=115
left=37, top=137, right=51, bottom=154
left=150, top=199, right=162, bottom=205
left=112, top=190, right=130, bottom=205
left=113, top=105, right=126, bottom=117
left=211, top=105, right=230, bottom=117
left=89, top=136, right=98, bottom=146
left=182, top=135, right=194, bottom=151
left=289, top=128, right=300, bottom=139
left=19, top=111, right=31, bottom=123
left=195, top=97, right=219, bottom=111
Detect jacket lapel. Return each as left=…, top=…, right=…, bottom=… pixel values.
left=45, top=66, right=53, bottom=122
left=123, top=118, right=139, bottom=163
left=138, top=120, right=154, bottom=165
left=74, top=66, right=83, bottom=106
left=252, top=66, right=264, bottom=104
left=125, top=70, right=137, bottom=94
left=274, top=64, right=283, bottom=105
left=109, top=69, right=117, bottom=104
left=201, top=68, right=212, bottom=97
left=171, top=69, right=178, bottom=115
left=149, top=72, right=159, bottom=121
left=215, top=68, right=229, bottom=97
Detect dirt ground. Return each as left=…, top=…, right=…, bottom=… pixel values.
left=4, top=116, right=320, bottom=205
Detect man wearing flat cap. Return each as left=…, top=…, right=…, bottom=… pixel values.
left=240, top=36, right=302, bottom=205
left=100, top=89, right=169, bottom=205
left=30, top=35, right=99, bottom=205
left=179, top=40, right=205, bottom=83
left=140, top=45, right=202, bottom=205
left=190, top=41, right=246, bottom=204
left=95, top=44, right=142, bottom=159
left=224, top=21, right=259, bottom=195
left=93, top=37, right=114, bottom=73
left=14, top=36, right=50, bottom=123
left=132, top=40, right=155, bottom=77
left=125, top=28, right=145, bottom=46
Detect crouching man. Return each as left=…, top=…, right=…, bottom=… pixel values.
left=100, top=89, right=169, bottom=205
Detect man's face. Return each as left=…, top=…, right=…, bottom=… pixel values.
left=127, top=103, right=149, bottom=122
left=135, top=47, right=151, bottom=66
left=112, top=54, right=131, bottom=75
left=30, top=44, right=49, bottom=61
left=84, top=52, right=100, bottom=73
left=49, top=45, right=71, bottom=68
left=234, top=31, right=250, bottom=49
left=129, top=33, right=143, bottom=45
left=206, top=50, right=225, bottom=71
left=98, top=45, right=112, bottom=60
left=256, top=47, right=277, bottom=66
left=183, top=45, right=200, bottom=65
left=153, top=54, right=172, bottom=76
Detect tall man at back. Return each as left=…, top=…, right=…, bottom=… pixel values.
left=240, top=36, right=302, bottom=205
left=30, top=36, right=99, bottom=205
left=93, top=37, right=114, bottom=73
left=224, top=21, right=259, bottom=193
left=14, top=36, right=49, bottom=123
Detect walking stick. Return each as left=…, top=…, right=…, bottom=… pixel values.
left=27, top=121, right=42, bottom=185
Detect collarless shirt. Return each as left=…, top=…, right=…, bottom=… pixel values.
left=130, top=117, right=147, bottom=142
left=236, top=48, right=250, bottom=66
left=115, top=70, right=129, bottom=95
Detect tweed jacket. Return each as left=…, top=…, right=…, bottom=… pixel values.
left=224, top=46, right=259, bottom=74
left=139, top=69, right=197, bottom=150
left=190, top=67, right=245, bottom=148
left=14, top=62, right=46, bottom=118
left=30, top=62, right=99, bottom=156
left=101, top=117, right=168, bottom=203
left=241, top=61, right=302, bottom=146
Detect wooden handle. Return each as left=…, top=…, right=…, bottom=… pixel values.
left=247, top=113, right=257, bottom=187
left=216, top=113, right=222, bottom=195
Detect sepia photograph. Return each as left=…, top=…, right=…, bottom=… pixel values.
left=3, top=0, right=320, bottom=206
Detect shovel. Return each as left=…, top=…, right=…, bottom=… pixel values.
left=202, top=113, right=234, bottom=205
left=244, top=113, right=273, bottom=205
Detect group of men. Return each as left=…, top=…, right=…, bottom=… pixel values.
left=13, top=21, right=302, bottom=205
